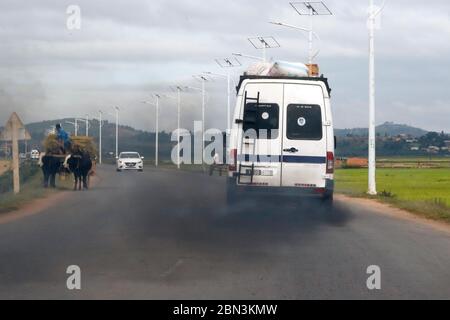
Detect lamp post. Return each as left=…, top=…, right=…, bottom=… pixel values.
left=65, top=120, right=79, bottom=136
left=142, top=94, right=162, bottom=167
left=269, top=21, right=322, bottom=64
left=192, top=76, right=209, bottom=160
left=205, top=71, right=230, bottom=131
left=177, top=87, right=182, bottom=169
left=212, top=57, right=241, bottom=132
left=110, top=107, right=120, bottom=159
left=98, top=111, right=103, bottom=164
left=274, top=2, right=332, bottom=68
left=84, top=114, right=89, bottom=137
left=170, top=86, right=187, bottom=169
left=367, top=0, right=386, bottom=195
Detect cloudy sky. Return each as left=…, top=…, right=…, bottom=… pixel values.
left=0, top=0, right=449, bottom=133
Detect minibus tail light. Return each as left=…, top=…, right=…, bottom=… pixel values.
left=326, top=152, right=334, bottom=174
left=229, top=149, right=237, bottom=172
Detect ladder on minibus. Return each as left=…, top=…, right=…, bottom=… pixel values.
left=237, top=91, right=260, bottom=185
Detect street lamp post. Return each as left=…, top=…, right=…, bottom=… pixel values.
left=142, top=94, right=162, bottom=167
left=112, top=107, right=119, bottom=159
left=98, top=111, right=103, bottom=164
left=177, top=87, right=181, bottom=169
left=213, top=57, right=241, bottom=132
left=269, top=21, right=321, bottom=64
left=272, top=2, right=332, bottom=69
left=85, top=114, right=89, bottom=137
left=65, top=120, right=79, bottom=136
left=368, top=0, right=376, bottom=195
left=308, top=5, right=313, bottom=66
left=107, top=107, right=120, bottom=159
left=155, top=95, right=160, bottom=167
left=192, top=76, right=209, bottom=164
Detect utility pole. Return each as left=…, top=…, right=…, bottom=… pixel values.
left=85, top=114, right=89, bottom=137
left=368, top=0, right=377, bottom=195
left=98, top=111, right=103, bottom=164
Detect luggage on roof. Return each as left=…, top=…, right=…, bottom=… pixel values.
left=245, top=60, right=310, bottom=77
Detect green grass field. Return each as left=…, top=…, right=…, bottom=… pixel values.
left=335, top=168, right=450, bottom=223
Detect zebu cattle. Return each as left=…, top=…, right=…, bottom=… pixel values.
left=38, top=153, right=63, bottom=188
left=65, top=152, right=93, bottom=191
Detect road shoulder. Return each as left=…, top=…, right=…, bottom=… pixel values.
left=0, top=175, right=100, bottom=225
left=336, top=194, right=450, bottom=234
left=0, top=190, right=71, bottom=224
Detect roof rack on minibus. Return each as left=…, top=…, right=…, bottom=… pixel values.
left=236, top=75, right=332, bottom=96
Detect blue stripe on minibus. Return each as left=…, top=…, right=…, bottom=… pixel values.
left=238, top=155, right=326, bottom=164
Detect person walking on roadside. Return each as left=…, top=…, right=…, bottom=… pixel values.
left=209, top=152, right=221, bottom=176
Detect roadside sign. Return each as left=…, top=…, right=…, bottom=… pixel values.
left=0, top=113, right=32, bottom=194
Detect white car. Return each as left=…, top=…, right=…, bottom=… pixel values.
left=30, top=149, right=40, bottom=160
left=116, top=152, right=144, bottom=172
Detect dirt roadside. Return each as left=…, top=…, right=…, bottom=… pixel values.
left=335, top=194, right=450, bottom=234
left=0, top=175, right=100, bottom=225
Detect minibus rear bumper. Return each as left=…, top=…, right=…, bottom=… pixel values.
left=227, top=177, right=334, bottom=199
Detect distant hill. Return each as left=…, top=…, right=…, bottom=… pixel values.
left=0, top=119, right=435, bottom=159
left=336, top=122, right=428, bottom=138
left=22, top=118, right=174, bottom=161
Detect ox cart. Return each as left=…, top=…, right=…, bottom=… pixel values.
left=40, top=135, right=97, bottom=190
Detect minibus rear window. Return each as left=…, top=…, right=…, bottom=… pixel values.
left=286, top=104, right=323, bottom=140
left=243, top=103, right=279, bottom=139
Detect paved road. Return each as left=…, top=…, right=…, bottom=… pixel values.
left=0, top=165, right=449, bottom=299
